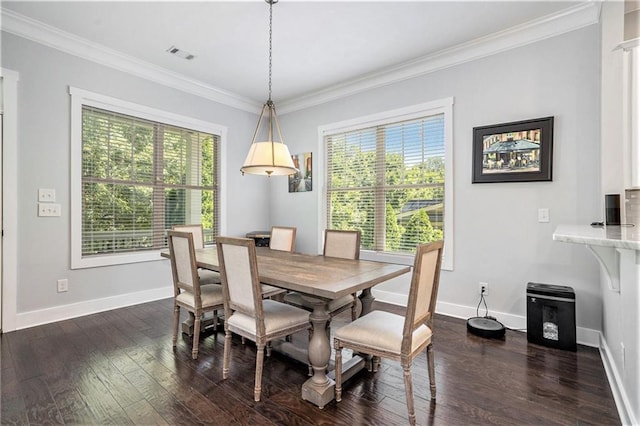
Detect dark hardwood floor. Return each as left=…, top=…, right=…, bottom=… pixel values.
left=1, top=298, right=620, bottom=425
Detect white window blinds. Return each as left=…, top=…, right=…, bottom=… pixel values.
left=81, top=106, right=219, bottom=256
left=326, top=114, right=445, bottom=255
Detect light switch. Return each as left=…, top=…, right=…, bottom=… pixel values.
left=38, top=188, right=56, bottom=202
left=538, top=208, right=550, bottom=223
left=38, top=203, right=61, bottom=217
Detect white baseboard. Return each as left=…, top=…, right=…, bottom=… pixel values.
left=14, top=286, right=173, bottom=331
left=600, top=335, right=637, bottom=426
left=373, top=290, right=600, bottom=347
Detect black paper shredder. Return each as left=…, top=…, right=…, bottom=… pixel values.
left=526, top=282, right=576, bottom=351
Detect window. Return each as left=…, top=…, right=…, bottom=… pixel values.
left=320, top=98, right=453, bottom=269
left=70, top=88, right=226, bottom=268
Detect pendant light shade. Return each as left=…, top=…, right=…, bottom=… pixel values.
left=241, top=141, right=296, bottom=176
left=241, top=0, right=298, bottom=177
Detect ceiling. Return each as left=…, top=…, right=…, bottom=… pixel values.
left=2, top=1, right=588, bottom=111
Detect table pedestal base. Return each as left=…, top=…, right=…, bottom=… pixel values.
left=301, top=377, right=334, bottom=409
left=328, top=355, right=365, bottom=382
left=181, top=312, right=219, bottom=336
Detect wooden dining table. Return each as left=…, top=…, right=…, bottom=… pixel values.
left=162, top=245, right=411, bottom=408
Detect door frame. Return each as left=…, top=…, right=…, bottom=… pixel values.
left=2, top=68, right=19, bottom=332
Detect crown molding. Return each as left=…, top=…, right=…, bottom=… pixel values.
left=0, top=8, right=262, bottom=114
left=2, top=3, right=601, bottom=116
left=277, top=1, right=602, bottom=114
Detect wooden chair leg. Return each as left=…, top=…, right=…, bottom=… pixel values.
left=223, top=330, right=231, bottom=379
left=402, top=363, right=416, bottom=426
left=426, top=343, right=436, bottom=400
left=212, top=310, right=218, bottom=332
left=192, top=315, right=201, bottom=359
left=254, top=345, right=265, bottom=402
left=334, top=341, right=343, bottom=402
left=172, top=305, right=180, bottom=347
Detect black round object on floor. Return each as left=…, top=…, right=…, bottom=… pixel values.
left=467, top=316, right=506, bottom=338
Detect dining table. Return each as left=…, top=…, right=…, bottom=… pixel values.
left=162, top=245, right=411, bottom=408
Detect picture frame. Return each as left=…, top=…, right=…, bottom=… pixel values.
left=472, top=116, right=554, bottom=183
left=288, top=152, right=312, bottom=192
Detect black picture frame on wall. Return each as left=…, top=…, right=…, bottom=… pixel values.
left=472, top=116, right=554, bottom=183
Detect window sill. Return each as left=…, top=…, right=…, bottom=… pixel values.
left=71, top=250, right=165, bottom=269
left=360, top=250, right=414, bottom=266
left=361, top=249, right=452, bottom=271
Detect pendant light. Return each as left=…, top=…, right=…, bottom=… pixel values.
left=241, top=0, right=298, bottom=177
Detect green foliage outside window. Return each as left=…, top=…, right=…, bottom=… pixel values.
left=327, top=115, right=445, bottom=255
left=81, top=106, right=218, bottom=255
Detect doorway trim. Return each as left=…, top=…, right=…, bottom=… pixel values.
left=2, top=68, right=19, bottom=332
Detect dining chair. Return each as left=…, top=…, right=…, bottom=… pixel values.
left=284, top=229, right=361, bottom=320
left=333, top=240, right=444, bottom=426
left=260, top=226, right=297, bottom=299
left=168, top=230, right=225, bottom=359
left=216, top=236, right=311, bottom=402
left=172, top=224, right=221, bottom=285
left=269, top=226, right=296, bottom=252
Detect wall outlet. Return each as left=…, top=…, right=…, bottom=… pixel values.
left=479, top=282, right=489, bottom=296
left=57, top=279, right=68, bottom=293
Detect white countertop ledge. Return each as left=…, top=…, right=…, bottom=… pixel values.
left=553, top=224, right=640, bottom=251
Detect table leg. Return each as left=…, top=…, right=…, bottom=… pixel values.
left=359, top=288, right=375, bottom=316
left=358, top=288, right=378, bottom=370
left=181, top=312, right=196, bottom=336
left=301, top=302, right=334, bottom=409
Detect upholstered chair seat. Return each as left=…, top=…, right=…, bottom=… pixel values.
left=226, top=299, right=310, bottom=336
left=334, top=310, right=432, bottom=354
left=175, top=285, right=224, bottom=310
left=197, top=269, right=222, bottom=285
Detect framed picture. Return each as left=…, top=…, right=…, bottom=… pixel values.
left=288, top=152, right=312, bottom=192
left=472, top=116, right=554, bottom=183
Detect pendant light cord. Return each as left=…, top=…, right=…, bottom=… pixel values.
left=268, top=0, right=273, bottom=103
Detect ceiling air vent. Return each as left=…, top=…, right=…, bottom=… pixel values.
left=166, top=46, right=195, bottom=60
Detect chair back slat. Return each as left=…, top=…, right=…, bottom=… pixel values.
left=323, top=229, right=361, bottom=260
left=217, top=237, right=264, bottom=332
left=167, top=231, right=200, bottom=299
left=269, top=226, right=296, bottom=252
left=402, top=240, right=444, bottom=353
left=172, top=224, right=205, bottom=248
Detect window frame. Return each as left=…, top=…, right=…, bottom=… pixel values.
left=70, top=87, right=227, bottom=269
left=317, top=97, right=454, bottom=270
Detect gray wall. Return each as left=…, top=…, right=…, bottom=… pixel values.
left=2, top=32, right=268, bottom=315
left=273, top=26, right=603, bottom=332
left=2, top=24, right=602, bottom=334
